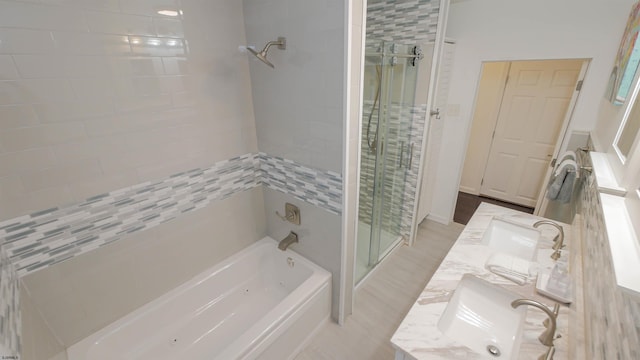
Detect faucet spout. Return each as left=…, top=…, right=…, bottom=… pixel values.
left=278, top=231, right=298, bottom=251
left=511, top=299, right=558, bottom=346
left=533, top=220, right=565, bottom=260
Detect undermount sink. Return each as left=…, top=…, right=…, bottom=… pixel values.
left=481, top=217, right=541, bottom=261
left=437, top=274, right=526, bottom=359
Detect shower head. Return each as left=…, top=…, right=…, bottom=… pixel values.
left=247, top=37, right=286, bottom=69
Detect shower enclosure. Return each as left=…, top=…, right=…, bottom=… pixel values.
left=356, top=40, right=424, bottom=283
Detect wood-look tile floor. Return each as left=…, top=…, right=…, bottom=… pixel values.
left=295, top=219, right=465, bottom=360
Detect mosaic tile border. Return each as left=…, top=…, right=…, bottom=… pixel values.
left=0, top=153, right=342, bottom=277
left=0, top=246, right=20, bottom=356
left=259, top=153, right=342, bottom=215
left=367, top=0, right=440, bottom=44
left=580, top=153, right=640, bottom=360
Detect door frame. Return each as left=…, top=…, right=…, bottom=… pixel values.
left=409, top=0, right=451, bottom=246
left=459, top=58, right=590, bottom=210
left=533, top=60, right=591, bottom=215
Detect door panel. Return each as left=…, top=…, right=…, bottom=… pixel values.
left=480, top=60, right=583, bottom=207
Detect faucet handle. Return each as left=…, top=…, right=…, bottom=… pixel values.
left=538, top=346, right=555, bottom=360
left=543, top=304, right=561, bottom=328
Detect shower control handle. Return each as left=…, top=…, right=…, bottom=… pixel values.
left=430, top=108, right=441, bottom=120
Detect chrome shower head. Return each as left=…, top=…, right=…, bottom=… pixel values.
left=247, top=37, right=286, bottom=69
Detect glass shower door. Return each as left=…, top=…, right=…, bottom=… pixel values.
left=356, top=40, right=421, bottom=283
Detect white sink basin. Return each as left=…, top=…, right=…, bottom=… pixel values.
left=481, top=218, right=540, bottom=261
left=437, top=274, right=526, bottom=359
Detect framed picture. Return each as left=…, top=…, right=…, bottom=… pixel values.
left=607, top=1, right=640, bottom=105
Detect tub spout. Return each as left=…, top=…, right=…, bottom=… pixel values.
left=278, top=231, right=298, bottom=251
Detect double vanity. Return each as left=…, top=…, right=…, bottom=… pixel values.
left=391, top=202, right=583, bottom=360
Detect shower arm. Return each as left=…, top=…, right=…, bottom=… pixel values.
left=260, top=38, right=286, bottom=53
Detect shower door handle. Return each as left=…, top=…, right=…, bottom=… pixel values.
left=430, top=108, right=441, bottom=120
left=407, top=143, right=414, bottom=170
left=398, top=141, right=404, bottom=169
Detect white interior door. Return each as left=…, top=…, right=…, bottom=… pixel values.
left=480, top=59, right=584, bottom=207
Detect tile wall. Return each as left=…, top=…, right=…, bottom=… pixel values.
left=578, top=153, right=640, bottom=359
left=0, top=0, right=259, bottom=221
left=243, top=0, right=345, bottom=174
left=242, top=0, right=347, bottom=321
left=358, top=0, right=439, bottom=239
left=0, top=246, right=19, bottom=356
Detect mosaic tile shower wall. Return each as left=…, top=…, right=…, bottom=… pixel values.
left=579, top=154, right=640, bottom=359
left=367, top=0, right=440, bottom=44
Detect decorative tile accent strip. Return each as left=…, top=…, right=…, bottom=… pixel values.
left=0, top=153, right=260, bottom=277
left=367, top=0, right=440, bottom=43
left=0, top=245, right=20, bottom=355
left=0, top=152, right=342, bottom=278
left=579, top=152, right=640, bottom=360
left=259, top=153, right=343, bottom=215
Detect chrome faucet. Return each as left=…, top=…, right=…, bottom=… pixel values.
left=533, top=220, right=565, bottom=260
left=511, top=299, right=558, bottom=346
left=278, top=231, right=298, bottom=251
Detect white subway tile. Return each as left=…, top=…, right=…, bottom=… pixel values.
left=0, top=105, right=39, bottom=129
left=52, top=32, right=132, bottom=55
left=0, top=1, right=87, bottom=31
left=33, top=99, right=115, bottom=123
left=70, top=78, right=115, bottom=100
left=0, top=149, right=57, bottom=178
left=0, top=28, right=56, bottom=54
left=53, top=136, right=127, bottom=163
left=161, top=57, right=188, bottom=75
left=170, top=91, right=196, bottom=108
left=119, top=0, right=181, bottom=16
left=0, top=175, right=25, bottom=199
left=20, top=158, right=103, bottom=192
left=39, top=0, right=121, bottom=12
left=160, top=75, right=188, bottom=93
left=85, top=11, right=155, bottom=36
left=0, top=80, right=29, bottom=105
left=153, top=17, right=184, bottom=38
left=16, top=79, right=76, bottom=103
left=69, top=168, right=139, bottom=202
left=114, top=93, right=172, bottom=113
left=108, top=56, right=164, bottom=77
left=0, top=56, right=18, bottom=80
left=130, top=36, right=185, bottom=56
left=0, top=121, right=86, bottom=151
left=13, top=54, right=66, bottom=78
left=62, top=56, right=110, bottom=78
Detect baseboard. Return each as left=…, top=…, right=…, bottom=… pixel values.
left=427, top=213, right=450, bottom=225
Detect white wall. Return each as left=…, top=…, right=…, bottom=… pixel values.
left=431, top=0, right=635, bottom=222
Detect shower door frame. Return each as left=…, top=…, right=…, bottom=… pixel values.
left=358, top=40, right=423, bottom=282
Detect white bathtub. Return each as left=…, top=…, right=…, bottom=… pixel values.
left=67, top=237, right=332, bottom=360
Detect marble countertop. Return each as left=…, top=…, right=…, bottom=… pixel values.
left=391, top=202, right=582, bottom=360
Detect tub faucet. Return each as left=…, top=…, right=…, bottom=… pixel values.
left=511, top=299, right=558, bottom=347
left=278, top=231, right=298, bottom=251
left=533, top=220, right=565, bottom=260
